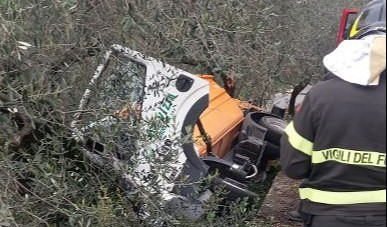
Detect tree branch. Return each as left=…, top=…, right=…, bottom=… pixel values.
left=50, top=39, right=101, bottom=76
left=288, top=80, right=309, bottom=117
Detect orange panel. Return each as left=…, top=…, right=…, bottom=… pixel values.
left=194, top=75, right=244, bottom=158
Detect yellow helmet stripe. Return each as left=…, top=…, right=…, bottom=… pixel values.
left=350, top=14, right=362, bottom=38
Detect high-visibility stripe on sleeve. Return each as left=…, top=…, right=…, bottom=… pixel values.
left=300, top=188, right=387, bottom=205
left=313, top=148, right=387, bottom=168
left=285, top=122, right=314, bottom=156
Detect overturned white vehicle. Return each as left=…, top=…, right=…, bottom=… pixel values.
left=71, top=45, right=287, bottom=220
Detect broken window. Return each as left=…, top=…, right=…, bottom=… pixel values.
left=96, top=56, right=146, bottom=118
left=78, top=55, right=147, bottom=159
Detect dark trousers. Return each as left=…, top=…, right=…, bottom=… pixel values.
left=303, top=214, right=386, bottom=227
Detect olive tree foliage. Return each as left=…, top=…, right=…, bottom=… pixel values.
left=0, top=0, right=365, bottom=116
left=0, top=1, right=273, bottom=226
left=0, top=0, right=366, bottom=226
left=238, top=0, right=366, bottom=107
left=257, top=0, right=365, bottom=114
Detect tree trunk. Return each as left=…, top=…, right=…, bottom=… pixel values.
left=288, top=82, right=309, bottom=117
left=220, top=71, right=236, bottom=98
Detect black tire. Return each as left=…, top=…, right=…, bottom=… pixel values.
left=241, top=113, right=268, bottom=141
left=259, top=116, right=287, bottom=146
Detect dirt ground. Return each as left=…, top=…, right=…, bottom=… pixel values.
left=259, top=172, right=303, bottom=227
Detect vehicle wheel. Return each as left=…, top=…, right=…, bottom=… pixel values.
left=240, top=113, right=268, bottom=141
left=259, top=116, right=287, bottom=146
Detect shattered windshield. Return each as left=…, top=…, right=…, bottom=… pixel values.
left=97, top=56, right=146, bottom=114
left=76, top=55, right=147, bottom=159
left=82, top=55, right=147, bottom=124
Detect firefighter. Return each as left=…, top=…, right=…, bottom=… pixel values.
left=280, top=0, right=386, bottom=226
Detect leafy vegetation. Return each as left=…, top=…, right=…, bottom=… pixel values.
left=1, top=0, right=364, bottom=226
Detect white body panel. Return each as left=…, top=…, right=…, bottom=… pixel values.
left=76, top=45, right=210, bottom=198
